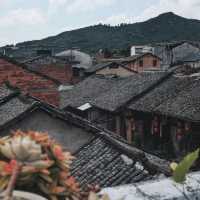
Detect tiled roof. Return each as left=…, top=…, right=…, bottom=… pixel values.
left=86, top=62, right=116, bottom=73
left=60, top=75, right=119, bottom=109
left=100, top=53, right=161, bottom=64
left=0, top=90, right=170, bottom=187
left=71, top=137, right=152, bottom=188
left=71, top=130, right=170, bottom=188
left=86, top=62, right=137, bottom=74
left=129, top=76, right=190, bottom=112
left=60, top=72, right=170, bottom=112
left=129, top=74, right=200, bottom=122
left=0, top=96, right=35, bottom=127
left=0, top=84, right=16, bottom=102
left=155, top=77, right=200, bottom=122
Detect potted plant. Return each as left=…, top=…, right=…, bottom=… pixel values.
left=0, top=130, right=81, bottom=200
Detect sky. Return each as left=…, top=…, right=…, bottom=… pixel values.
left=0, top=0, right=200, bottom=46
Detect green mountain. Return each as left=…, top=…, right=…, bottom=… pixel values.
left=17, top=12, right=200, bottom=54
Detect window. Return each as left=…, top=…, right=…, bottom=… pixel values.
left=139, top=60, right=143, bottom=67
left=153, top=59, right=157, bottom=67
left=72, top=68, right=79, bottom=77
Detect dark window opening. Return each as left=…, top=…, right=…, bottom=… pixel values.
left=153, top=59, right=157, bottom=67
left=72, top=68, right=80, bottom=77
left=139, top=60, right=143, bottom=67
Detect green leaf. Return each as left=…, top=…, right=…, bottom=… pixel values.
left=173, top=148, right=199, bottom=183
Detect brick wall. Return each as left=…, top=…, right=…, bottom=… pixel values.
left=0, top=59, right=59, bottom=106
left=29, top=63, right=73, bottom=84
left=126, top=54, right=161, bottom=72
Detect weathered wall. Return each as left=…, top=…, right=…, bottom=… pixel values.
left=0, top=59, right=59, bottom=106
left=154, top=46, right=172, bottom=67
left=125, top=55, right=161, bottom=72
left=96, top=66, right=134, bottom=77
left=33, top=64, right=73, bottom=84
left=87, top=108, right=116, bottom=132
left=2, top=110, right=93, bottom=153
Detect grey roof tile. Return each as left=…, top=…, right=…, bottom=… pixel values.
left=129, top=74, right=200, bottom=121
left=0, top=96, right=34, bottom=126
left=0, top=85, right=16, bottom=102
left=71, top=137, right=153, bottom=188
left=86, top=62, right=114, bottom=73
left=60, top=72, right=169, bottom=112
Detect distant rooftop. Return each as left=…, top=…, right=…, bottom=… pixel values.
left=56, top=49, right=92, bottom=69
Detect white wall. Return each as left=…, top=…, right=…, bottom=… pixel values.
left=101, top=172, right=200, bottom=200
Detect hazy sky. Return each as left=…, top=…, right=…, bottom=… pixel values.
left=0, top=0, right=200, bottom=46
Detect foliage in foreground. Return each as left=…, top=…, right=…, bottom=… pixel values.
left=171, top=148, right=200, bottom=183
left=0, top=130, right=82, bottom=200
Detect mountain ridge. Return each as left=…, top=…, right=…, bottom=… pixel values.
left=13, top=12, right=200, bottom=53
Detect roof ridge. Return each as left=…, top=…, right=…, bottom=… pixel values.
left=0, top=87, right=19, bottom=106
left=22, top=55, right=46, bottom=64
left=117, top=71, right=174, bottom=111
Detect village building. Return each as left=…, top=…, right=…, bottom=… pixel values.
left=60, top=72, right=170, bottom=138
left=180, top=53, right=200, bottom=68
left=60, top=67, right=200, bottom=158
left=0, top=84, right=170, bottom=189
left=128, top=72, right=200, bottom=157
left=130, top=45, right=155, bottom=56
left=171, top=52, right=200, bottom=76
left=154, top=41, right=200, bottom=68
left=56, top=49, right=93, bottom=81
left=0, top=85, right=93, bottom=153
left=99, top=53, right=161, bottom=73
left=0, top=55, right=60, bottom=106
left=85, top=62, right=137, bottom=77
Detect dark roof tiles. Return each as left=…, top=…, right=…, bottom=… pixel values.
left=155, top=77, right=200, bottom=121
left=60, top=72, right=169, bottom=112
left=129, top=74, right=200, bottom=122
left=86, top=62, right=114, bottom=73
left=71, top=137, right=152, bottom=188
left=129, top=76, right=191, bottom=113
left=0, top=96, right=34, bottom=127
left=0, top=85, right=15, bottom=102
